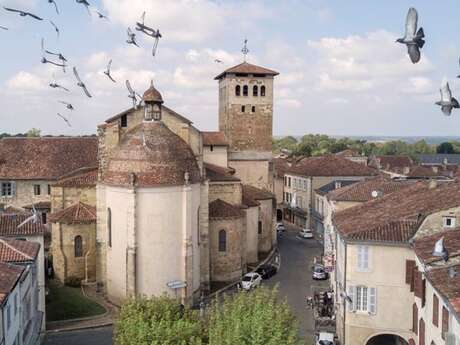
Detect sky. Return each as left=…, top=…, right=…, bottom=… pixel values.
left=1, top=0, right=460, bottom=137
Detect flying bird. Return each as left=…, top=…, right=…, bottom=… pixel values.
left=396, top=7, right=425, bottom=64
left=48, top=0, right=59, bottom=15
left=17, top=205, right=41, bottom=229
left=41, top=38, right=67, bottom=71
left=3, top=6, right=43, bottom=21
left=126, top=27, right=139, bottom=47
left=126, top=80, right=141, bottom=109
left=76, top=0, right=91, bottom=15
left=73, top=67, right=92, bottom=98
left=49, top=74, right=69, bottom=91
left=57, top=113, right=71, bottom=127
left=435, top=82, right=459, bottom=116
left=0, top=25, right=7, bottom=30
left=432, top=237, right=449, bottom=261
left=49, top=20, right=60, bottom=38
left=59, top=101, right=74, bottom=110
left=135, top=12, right=161, bottom=56
left=95, top=10, right=108, bottom=20
left=104, top=59, right=116, bottom=83
left=214, top=59, right=223, bottom=64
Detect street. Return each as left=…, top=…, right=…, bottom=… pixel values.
left=44, top=327, right=113, bottom=345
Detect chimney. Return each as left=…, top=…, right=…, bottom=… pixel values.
left=429, top=180, right=438, bottom=189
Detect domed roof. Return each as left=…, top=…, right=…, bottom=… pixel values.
left=103, top=121, right=201, bottom=187
left=143, top=81, right=163, bottom=103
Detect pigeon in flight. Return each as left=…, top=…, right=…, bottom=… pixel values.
left=76, top=0, right=91, bottom=15
left=0, top=25, right=7, bottom=30
left=17, top=205, right=41, bottom=229
left=48, top=0, right=59, bottom=15
left=3, top=7, right=43, bottom=21
left=432, top=237, right=449, bottom=261
left=96, top=10, right=108, bottom=20
left=57, top=113, right=71, bottom=127
left=435, top=82, right=459, bottom=116
left=126, top=27, right=139, bottom=47
left=49, top=20, right=60, bottom=38
left=396, top=7, right=425, bottom=64
left=59, top=101, right=74, bottom=110
left=126, top=80, right=141, bottom=109
left=104, top=59, right=116, bottom=83
left=49, top=74, right=69, bottom=91
left=73, top=67, right=92, bottom=98
left=41, top=38, right=67, bottom=71
left=214, top=59, right=223, bottom=64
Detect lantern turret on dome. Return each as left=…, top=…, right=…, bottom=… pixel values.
left=143, top=80, right=164, bottom=122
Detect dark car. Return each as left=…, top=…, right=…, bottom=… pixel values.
left=256, top=264, right=277, bottom=279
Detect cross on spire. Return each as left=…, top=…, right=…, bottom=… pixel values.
left=241, top=38, right=249, bottom=62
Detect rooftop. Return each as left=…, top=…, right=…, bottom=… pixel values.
left=287, top=155, right=377, bottom=177
left=0, top=137, right=98, bottom=180
left=416, top=154, right=460, bottom=165
left=202, top=131, right=228, bottom=146
left=209, top=199, right=244, bottom=219
left=104, top=105, right=192, bottom=125
left=414, top=228, right=460, bottom=264
left=204, top=163, right=240, bottom=183
left=0, top=213, right=47, bottom=237
left=0, top=238, right=40, bottom=263
left=49, top=202, right=97, bottom=225
left=23, top=201, right=51, bottom=210
left=214, top=62, right=279, bottom=80
left=369, top=155, right=414, bottom=172
left=53, top=166, right=98, bottom=188
left=242, top=184, right=275, bottom=201
left=315, top=180, right=360, bottom=196
left=0, top=262, right=24, bottom=304
left=426, top=264, right=460, bottom=315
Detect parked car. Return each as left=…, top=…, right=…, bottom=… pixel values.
left=276, top=222, right=285, bottom=233
left=241, top=272, right=262, bottom=290
left=312, top=264, right=328, bottom=280
left=316, top=332, right=335, bottom=345
left=298, top=228, right=313, bottom=239
left=256, top=264, right=277, bottom=279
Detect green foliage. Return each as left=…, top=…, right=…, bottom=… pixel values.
left=115, top=296, right=204, bottom=345
left=26, top=128, right=41, bottom=137
left=436, top=142, right=455, bottom=154
left=208, top=287, right=302, bottom=345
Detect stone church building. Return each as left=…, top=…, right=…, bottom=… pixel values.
left=49, top=62, right=279, bottom=305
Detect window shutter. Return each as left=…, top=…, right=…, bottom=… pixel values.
left=347, top=285, right=356, bottom=312
left=406, top=260, right=415, bottom=285
left=357, top=247, right=362, bottom=270
left=442, top=306, right=449, bottom=340
left=433, top=294, right=439, bottom=327
left=11, top=181, right=16, bottom=196
left=369, top=287, right=377, bottom=315
left=421, top=279, right=426, bottom=307
left=412, top=303, right=418, bottom=335
left=414, top=271, right=423, bottom=298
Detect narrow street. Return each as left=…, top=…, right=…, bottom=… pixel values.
left=265, top=224, right=327, bottom=344
left=44, top=326, right=113, bottom=345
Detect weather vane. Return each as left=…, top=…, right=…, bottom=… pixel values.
left=241, top=38, right=249, bottom=62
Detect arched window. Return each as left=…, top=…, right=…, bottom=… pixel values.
left=235, top=85, right=241, bottom=96
left=261, top=85, right=266, bottom=97
left=74, top=236, right=83, bottom=257
left=253, top=85, right=258, bottom=96
left=107, top=208, right=112, bottom=248
left=243, top=85, right=248, bottom=96
left=218, top=229, right=226, bottom=252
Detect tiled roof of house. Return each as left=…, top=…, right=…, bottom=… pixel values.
left=334, top=180, right=460, bottom=242
left=370, top=155, right=414, bottom=172
left=242, top=185, right=275, bottom=201
left=23, top=201, right=51, bottom=210
left=425, top=264, right=460, bottom=315
left=315, top=180, right=360, bottom=196
left=416, top=154, right=460, bottom=165
left=327, top=176, right=414, bottom=202
left=0, top=263, right=24, bottom=304
left=54, top=166, right=98, bottom=188
left=414, top=228, right=460, bottom=264
left=406, top=165, right=440, bottom=178
left=202, top=132, right=228, bottom=146
left=0, top=213, right=46, bottom=236
left=0, top=238, right=40, bottom=263
left=204, top=163, right=240, bottom=182
left=347, top=219, right=420, bottom=243
left=214, top=62, right=279, bottom=80
left=287, top=155, right=377, bottom=177
left=1, top=206, right=27, bottom=214
left=273, top=158, right=294, bottom=179
left=0, top=137, right=98, bottom=180
left=49, top=202, right=96, bottom=224
left=209, top=199, right=244, bottom=219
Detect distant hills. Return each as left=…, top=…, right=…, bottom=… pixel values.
left=275, top=136, right=460, bottom=145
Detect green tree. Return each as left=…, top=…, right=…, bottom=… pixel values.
left=437, top=142, right=455, bottom=154
left=26, top=128, right=41, bottom=137
left=114, top=296, right=204, bottom=345
left=208, top=287, right=302, bottom=345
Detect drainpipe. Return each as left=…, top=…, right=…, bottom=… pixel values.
left=343, top=238, right=348, bottom=345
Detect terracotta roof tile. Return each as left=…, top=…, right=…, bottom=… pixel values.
left=288, top=155, right=377, bottom=177
left=414, top=228, right=460, bottom=264
left=204, top=163, right=239, bottom=182
left=334, top=180, right=460, bottom=241
left=425, top=264, right=460, bottom=315
left=209, top=199, right=244, bottom=219
left=0, top=263, right=24, bottom=304
left=370, top=155, right=414, bottom=172
left=23, top=201, right=51, bottom=210
left=242, top=185, right=275, bottom=201
left=0, top=137, right=98, bottom=180
left=0, top=238, right=40, bottom=263
left=0, top=213, right=46, bottom=236
left=273, top=158, right=294, bottom=178
left=202, top=132, right=228, bottom=146
left=49, top=202, right=96, bottom=224
left=347, top=219, right=420, bottom=243
left=327, top=176, right=414, bottom=202
left=54, top=166, right=98, bottom=188
left=215, top=62, right=279, bottom=80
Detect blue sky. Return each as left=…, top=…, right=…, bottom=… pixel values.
left=1, top=0, right=460, bottom=137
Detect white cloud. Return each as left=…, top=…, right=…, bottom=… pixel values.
left=7, top=71, right=45, bottom=91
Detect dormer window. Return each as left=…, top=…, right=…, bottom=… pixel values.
left=443, top=216, right=456, bottom=228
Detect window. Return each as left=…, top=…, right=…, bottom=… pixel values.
left=251, top=106, right=255, bottom=113
left=107, top=208, right=112, bottom=248
left=235, top=85, right=241, bottom=96
left=258, top=221, right=262, bottom=235
left=241, top=105, right=245, bottom=113
left=357, top=245, right=369, bottom=271
left=14, top=294, right=17, bottom=315
left=413, top=303, right=418, bottom=334
left=253, top=85, right=258, bottom=96
left=296, top=196, right=302, bottom=209
left=218, top=230, right=226, bottom=252
left=348, top=285, right=377, bottom=314
left=433, top=294, right=439, bottom=327
left=261, top=85, right=266, bottom=97
left=210, top=145, right=214, bottom=152
left=288, top=177, right=291, bottom=187
left=47, top=184, right=51, bottom=195
left=33, top=184, right=41, bottom=196
left=7, top=304, right=11, bottom=329
left=243, top=85, right=248, bottom=96
left=41, top=212, right=47, bottom=224
left=442, top=306, right=449, bottom=340
left=356, top=286, right=368, bottom=312
left=121, top=114, right=128, bottom=128
left=443, top=216, right=455, bottom=228
left=419, top=318, right=425, bottom=345
left=74, top=236, right=83, bottom=257
left=1, top=182, right=13, bottom=196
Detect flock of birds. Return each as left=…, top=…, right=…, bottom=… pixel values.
left=1, top=1, right=163, bottom=127
left=395, top=7, right=459, bottom=116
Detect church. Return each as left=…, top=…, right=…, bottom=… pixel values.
left=49, top=61, right=279, bottom=305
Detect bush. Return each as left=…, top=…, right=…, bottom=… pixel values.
left=65, top=276, right=82, bottom=287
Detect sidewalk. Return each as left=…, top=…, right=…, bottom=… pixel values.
left=46, top=284, right=119, bottom=333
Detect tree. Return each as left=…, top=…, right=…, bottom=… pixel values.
left=26, top=128, right=41, bottom=137
left=208, top=287, right=302, bottom=345
left=436, top=142, right=455, bottom=154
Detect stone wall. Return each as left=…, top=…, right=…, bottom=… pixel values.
left=208, top=182, right=242, bottom=205
left=244, top=206, right=259, bottom=264
left=203, top=146, right=228, bottom=167
left=228, top=159, right=272, bottom=191
left=0, top=180, right=52, bottom=208
left=258, top=198, right=275, bottom=254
